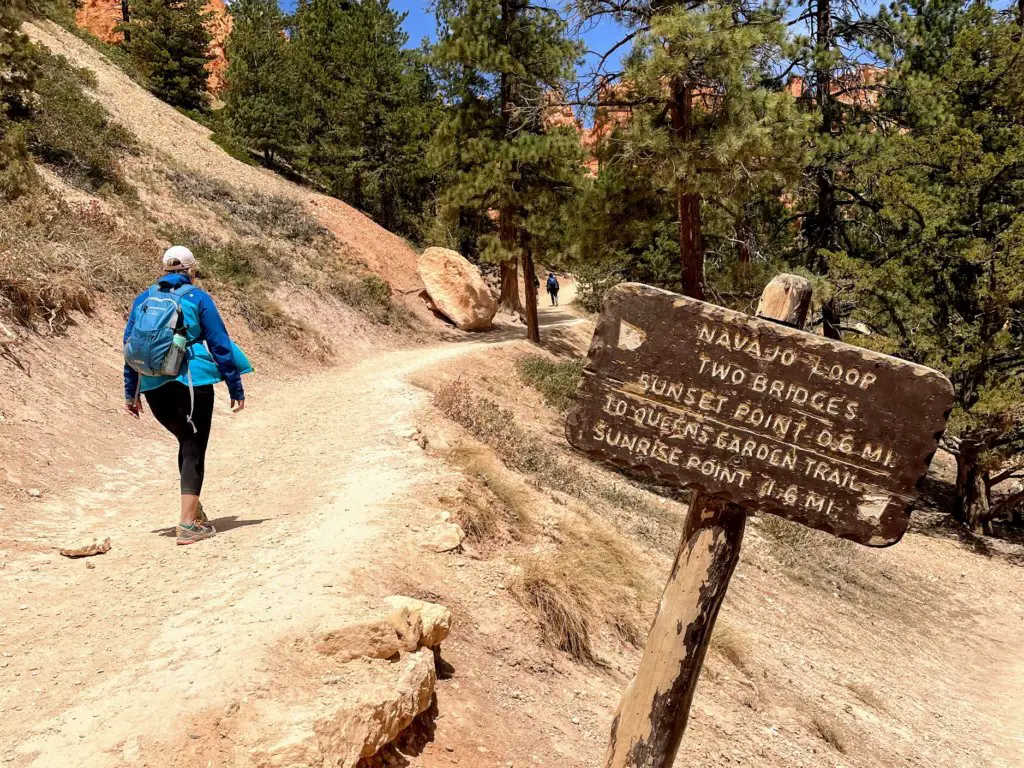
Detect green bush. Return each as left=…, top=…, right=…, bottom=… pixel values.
left=0, top=127, right=40, bottom=201
left=27, top=51, right=137, bottom=193
left=517, top=355, right=586, bottom=411
left=330, top=273, right=407, bottom=325
left=164, top=169, right=324, bottom=243
left=163, top=229, right=262, bottom=287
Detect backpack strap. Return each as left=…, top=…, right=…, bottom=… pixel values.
left=171, top=283, right=194, bottom=298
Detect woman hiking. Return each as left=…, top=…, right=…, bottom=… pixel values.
left=123, top=245, right=252, bottom=545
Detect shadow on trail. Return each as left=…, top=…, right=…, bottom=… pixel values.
left=150, top=516, right=268, bottom=537
left=910, top=505, right=1024, bottom=567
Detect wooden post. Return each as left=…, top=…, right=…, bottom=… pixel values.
left=603, top=274, right=813, bottom=768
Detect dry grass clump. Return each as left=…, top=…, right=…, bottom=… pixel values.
left=811, top=714, right=851, bottom=754
left=329, top=273, right=411, bottom=327
left=456, top=493, right=501, bottom=542
left=164, top=169, right=326, bottom=244
left=510, top=521, right=647, bottom=662
left=516, top=354, right=585, bottom=411
left=755, top=513, right=859, bottom=587
left=0, top=194, right=153, bottom=330
left=446, top=447, right=535, bottom=542
left=709, top=619, right=752, bottom=673
left=434, top=380, right=554, bottom=475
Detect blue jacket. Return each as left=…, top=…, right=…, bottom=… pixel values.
left=123, top=273, right=250, bottom=401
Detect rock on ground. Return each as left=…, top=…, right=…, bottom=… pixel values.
left=416, top=247, right=497, bottom=331
left=385, top=596, right=452, bottom=648
left=419, top=522, right=466, bottom=553
left=248, top=648, right=437, bottom=768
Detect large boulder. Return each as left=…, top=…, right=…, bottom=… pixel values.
left=416, top=247, right=497, bottom=330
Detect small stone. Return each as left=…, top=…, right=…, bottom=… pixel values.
left=27, top=489, right=41, bottom=498
left=418, top=523, right=466, bottom=554
left=86, top=562, right=95, bottom=570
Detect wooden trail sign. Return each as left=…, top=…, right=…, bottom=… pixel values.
left=567, top=281, right=953, bottom=546
left=565, top=276, right=953, bottom=768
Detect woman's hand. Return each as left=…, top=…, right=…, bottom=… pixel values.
left=125, top=398, right=143, bottom=418
left=231, top=399, right=246, bottom=413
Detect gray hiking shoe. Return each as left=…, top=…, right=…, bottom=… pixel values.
left=176, top=521, right=216, bottom=546
left=195, top=501, right=208, bottom=525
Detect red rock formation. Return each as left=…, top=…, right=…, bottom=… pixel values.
left=74, top=0, right=232, bottom=92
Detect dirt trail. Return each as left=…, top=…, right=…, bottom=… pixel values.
left=3, top=299, right=1022, bottom=768
left=1, top=337, right=497, bottom=767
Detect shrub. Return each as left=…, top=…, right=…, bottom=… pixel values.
left=0, top=193, right=154, bottom=329
left=517, top=354, right=585, bottom=411
left=434, top=380, right=553, bottom=474
left=329, top=274, right=405, bottom=324
left=26, top=51, right=137, bottom=193
left=0, top=128, right=40, bottom=201
left=164, top=169, right=324, bottom=244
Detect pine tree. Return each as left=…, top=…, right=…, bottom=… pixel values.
left=123, top=0, right=212, bottom=111
left=223, top=0, right=297, bottom=165
left=836, top=0, right=1024, bottom=531
left=576, top=0, right=807, bottom=300
left=783, top=0, right=893, bottom=336
left=291, top=0, right=439, bottom=238
left=431, top=0, right=585, bottom=340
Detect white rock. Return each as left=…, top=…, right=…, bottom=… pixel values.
left=248, top=648, right=436, bottom=768
left=384, top=596, right=452, bottom=648
left=419, top=522, right=466, bottom=554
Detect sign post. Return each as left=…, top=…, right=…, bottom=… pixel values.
left=565, top=275, right=953, bottom=768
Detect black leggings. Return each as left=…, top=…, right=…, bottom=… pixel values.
left=145, top=382, right=215, bottom=496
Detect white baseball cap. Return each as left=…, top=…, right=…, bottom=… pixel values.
left=162, top=245, right=197, bottom=272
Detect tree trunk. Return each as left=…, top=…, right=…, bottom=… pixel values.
left=669, top=78, right=704, bottom=300
left=953, top=440, right=989, bottom=533
left=496, top=0, right=524, bottom=315
left=821, top=296, right=842, bottom=339
left=522, top=249, right=540, bottom=344
left=808, top=0, right=837, bottom=273
left=121, top=0, right=131, bottom=43
left=498, top=260, right=523, bottom=313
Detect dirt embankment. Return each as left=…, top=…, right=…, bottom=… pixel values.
left=25, top=20, right=431, bottom=304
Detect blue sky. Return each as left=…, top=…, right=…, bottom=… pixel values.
left=277, top=0, right=631, bottom=72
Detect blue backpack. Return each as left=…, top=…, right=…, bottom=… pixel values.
left=124, top=284, right=193, bottom=377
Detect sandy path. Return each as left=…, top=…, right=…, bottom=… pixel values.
left=0, top=338, right=495, bottom=767
left=3, top=303, right=1022, bottom=768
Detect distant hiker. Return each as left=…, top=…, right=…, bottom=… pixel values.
left=546, top=272, right=560, bottom=306
left=123, top=245, right=253, bottom=546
